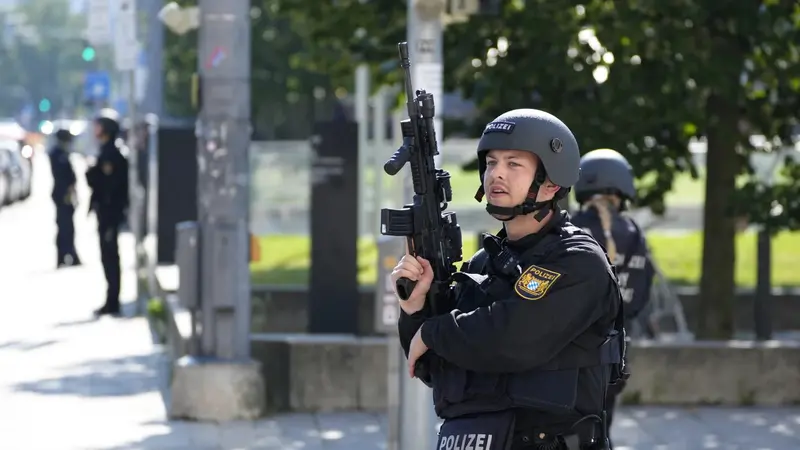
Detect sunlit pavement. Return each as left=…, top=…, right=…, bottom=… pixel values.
left=0, top=152, right=798, bottom=449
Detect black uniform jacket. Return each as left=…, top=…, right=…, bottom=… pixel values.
left=48, top=145, right=76, bottom=205
left=86, top=140, right=129, bottom=223
left=398, top=210, right=622, bottom=431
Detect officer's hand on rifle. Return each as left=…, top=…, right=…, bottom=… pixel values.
left=391, top=254, right=433, bottom=314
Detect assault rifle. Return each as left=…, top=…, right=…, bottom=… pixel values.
left=381, top=41, right=463, bottom=316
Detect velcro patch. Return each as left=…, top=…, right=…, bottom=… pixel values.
left=483, top=121, right=515, bottom=135
left=514, top=265, right=562, bottom=300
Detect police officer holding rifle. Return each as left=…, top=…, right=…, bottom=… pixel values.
left=381, top=42, right=628, bottom=450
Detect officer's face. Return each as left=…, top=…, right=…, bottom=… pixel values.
left=93, top=123, right=107, bottom=142
left=483, top=149, right=538, bottom=206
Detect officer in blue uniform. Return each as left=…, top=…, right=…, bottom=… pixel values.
left=86, top=110, right=129, bottom=316
left=49, top=129, right=82, bottom=268
left=571, top=148, right=655, bottom=447
left=393, top=110, right=627, bottom=450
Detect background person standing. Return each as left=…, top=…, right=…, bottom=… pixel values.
left=86, top=110, right=129, bottom=317
left=48, top=128, right=81, bottom=268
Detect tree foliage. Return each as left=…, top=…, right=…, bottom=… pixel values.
left=163, top=0, right=398, bottom=138
left=443, top=1, right=800, bottom=339
left=0, top=0, right=91, bottom=118
left=162, top=0, right=800, bottom=338
left=276, top=0, right=406, bottom=89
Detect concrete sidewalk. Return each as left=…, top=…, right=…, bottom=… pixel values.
left=1, top=152, right=799, bottom=449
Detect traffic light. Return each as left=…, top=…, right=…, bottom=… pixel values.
left=82, top=45, right=96, bottom=62
left=38, top=98, right=51, bottom=112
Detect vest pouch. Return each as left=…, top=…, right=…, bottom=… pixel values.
left=465, top=371, right=508, bottom=404
left=432, top=362, right=469, bottom=408
left=506, top=369, right=579, bottom=414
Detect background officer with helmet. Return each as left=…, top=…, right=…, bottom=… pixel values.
left=392, top=109, right=627, bottom=449
left=570, top=149, right=655, bottom=447
left=86, top=109, right=129, bottom=317
left=49, top=128, right=82, bottom=268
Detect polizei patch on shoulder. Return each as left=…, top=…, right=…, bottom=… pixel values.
left=514, top=265, right=562, bottom=300
left=483, top=121, right=515, bottom=135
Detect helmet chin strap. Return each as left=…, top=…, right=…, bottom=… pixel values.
left=474, top=168, right=554, bottom=222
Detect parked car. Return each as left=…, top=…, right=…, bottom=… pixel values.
left=0, top=148, right=17, bottom=205
left=7, top=143, right=32, bottom=200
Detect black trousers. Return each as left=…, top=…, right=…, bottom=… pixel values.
left=55, top=204, right=79, bottom=265
left=605, top=381, right=626, bottom=450
left=98, top=213, right=121, bottom=309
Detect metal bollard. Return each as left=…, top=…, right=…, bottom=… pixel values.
left=754, top=228, right=773, bottom=340
left=176, top=221, right=201, bottom=356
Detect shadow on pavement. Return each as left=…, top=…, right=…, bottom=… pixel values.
left=53, top=317, right=99, bottom=328
left=52, top=300, right=140, bottom=328
left=11, top=353, right=161, bottom=397
left=0, top=339, right=59, bottom=351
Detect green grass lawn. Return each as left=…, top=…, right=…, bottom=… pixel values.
left=250, top=231, right=800, bottom=287
left=252, top=163, right=707, bottom=208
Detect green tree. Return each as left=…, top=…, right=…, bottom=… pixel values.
left=1, top=0, right=92, bottom=118
left=163, top=0, right=363, bottom=138
left=450, top=1, right=800, bottom=338
left=159, top=0, right=799, bottom=338
left=276, top=0, right=406, bottom=89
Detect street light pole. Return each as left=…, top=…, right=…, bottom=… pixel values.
left=161, top=0, right=265, bottom=421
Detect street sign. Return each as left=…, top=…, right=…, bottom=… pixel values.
left=83, top=71, right=111, bottom=102
left=113, top=98, right=128, bottom=115
left=86, top=0, right=112, bottom=45
left=113, top=0, right=138, bottom=71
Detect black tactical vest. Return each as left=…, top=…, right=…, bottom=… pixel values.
left=571, top=209, right=654, bottom=321
left=430, top=224, right=628, bottom=420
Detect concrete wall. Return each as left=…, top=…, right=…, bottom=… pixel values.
left=154, top=267, right=800, bottom=336
left=622, top=340, right=800, bottom=406
left=245, top=335, right=800, bottom=414
left=250, top=284, right=800, bottom=336
left=159, top=272, right=800, bottom=415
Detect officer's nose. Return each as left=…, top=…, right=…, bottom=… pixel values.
left=487, top=165, right=507, bottom=182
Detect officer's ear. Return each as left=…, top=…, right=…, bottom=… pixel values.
left=540, top=180, right=561, bottom=199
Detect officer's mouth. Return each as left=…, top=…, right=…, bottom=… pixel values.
left=487, top=186, right=509, bottom=200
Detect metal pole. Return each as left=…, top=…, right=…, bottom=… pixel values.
left=127, top=68, right=143, bottom=313
left=397, top=2, right=444, bottom=449
left=386, top=302, right=403, bottom=450
left=142, top=0, right=164, bottom=116
left=355, top=65, right=370, bottom=238
left=408, top=0, right=444, bottom=169
left=372, top=87, right=387, bottom=237
left=754, top=228, right=772, bottom=340
left=751, top=152, right=780, bottom=341
left=197, top=0, right=252, bottom=360
left=145, top=113, right=159, bottom=297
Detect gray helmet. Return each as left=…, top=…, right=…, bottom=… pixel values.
left=94, top=108, right=121, bottom=138
left=574, top=148, right=636, bottom=205
left=55, top=129, right=74, bottom=142
left=475, top=109, right=581, bottom=220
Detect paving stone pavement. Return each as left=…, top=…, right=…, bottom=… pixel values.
left=0, top=152, right=799, bottom=449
